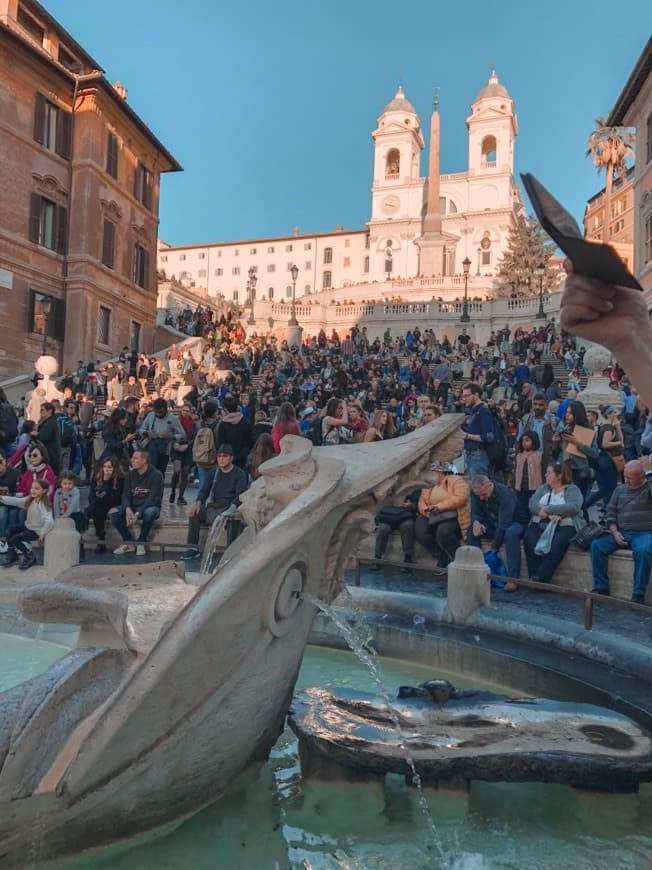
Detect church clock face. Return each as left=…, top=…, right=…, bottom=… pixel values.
left=382, top=195, right=400, bottom=215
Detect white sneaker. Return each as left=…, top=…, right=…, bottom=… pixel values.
left=135, top=544, right=147, bottom=557
left=113, top=543, right=135, bottom=555
left=0, top=541, right=7, bottom=554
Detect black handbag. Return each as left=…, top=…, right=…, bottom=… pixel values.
left=427, top=510, right=458, bottom=527
left=376, top=506, right=414, bottom=529
left=572, top=521, right=606, bottom=551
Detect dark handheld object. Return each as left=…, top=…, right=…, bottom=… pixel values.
left=520, top=173, right=642, bottom=291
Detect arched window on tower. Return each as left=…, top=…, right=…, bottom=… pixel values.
left=481, top=136, right=497, bottom=167
left=385, top=149, right=400, bottom=179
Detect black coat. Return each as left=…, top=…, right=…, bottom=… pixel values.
left=37, top=414, right=61, bottom=472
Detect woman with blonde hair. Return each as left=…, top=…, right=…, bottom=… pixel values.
left=364, top=409, right=398, bottom=442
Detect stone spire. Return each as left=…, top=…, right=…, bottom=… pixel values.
left=423, top=89, right=442, bottom=236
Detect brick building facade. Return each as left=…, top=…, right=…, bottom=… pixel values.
left=0, top=0, right=181, bottom=379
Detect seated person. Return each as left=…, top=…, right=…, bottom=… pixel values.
left=112, top=449, right=164, bottom=557
left=523, top=461, right=583, bottom=584
left=181, top=443, right=248, bottom=561
left=414, top=462, right=470, bottom=575
left=370, top=490, right=419, bottom=574
left=467, top=475, right=523, bottom=591
left=590, top=459, right=652, bottom=604
left=0, top=450, right=19, bottom=545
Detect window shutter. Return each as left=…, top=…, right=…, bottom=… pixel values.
left=102, top=220, right=115, bottom=268
left=56, top=109, right=72, bottom=159
left=144, top=172, right=152, bottom=210
left=107, top=132, right=118, bottom=178
left=27, top=290, right=36, bottom=332
left=55, top=205, right=68, bottom=254
left=142, top=248, right=150, bottom=289
left=52, top=297, right=66, bottom=342
left=29, top=194, right=41, bottom=243
left=133, top=164, right=141, bottom=200
left=33, top=93, right=45, bottom=144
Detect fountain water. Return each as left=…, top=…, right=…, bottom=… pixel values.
left=301, top=592, right=445, bottom=862
left=199, top=513, right=230, bottom=579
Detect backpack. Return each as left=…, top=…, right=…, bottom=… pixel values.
left=485, top=415, right=508, bottom=470
left=192, top=423, right=217, bottom=468
left=0, top=402, right=18, bottom=444
left=58, top=414, right=76, bottom=447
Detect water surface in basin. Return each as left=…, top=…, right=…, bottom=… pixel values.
left=30, top=645, right=651, bottom=870
left=0, top=632, right=66, bottom=691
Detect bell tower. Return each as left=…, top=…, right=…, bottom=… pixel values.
left=466, top=70, right=518, bottom=179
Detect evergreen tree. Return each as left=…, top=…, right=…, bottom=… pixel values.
left=495, top=214, right=556, bottom=297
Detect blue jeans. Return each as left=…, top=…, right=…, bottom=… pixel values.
left=464, top=449, right=491, bottom=480
left=467, top=521, right=526, bottom=579
left=112, top=505, right=160, bottom=543
left=584, top=454, right=618, bottom=511
left=590, top=530, right=652, bottom=598
left=0, top=505, right=19, bottom=539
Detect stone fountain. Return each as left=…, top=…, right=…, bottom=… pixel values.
left=0, top=419, right=464, bottom=864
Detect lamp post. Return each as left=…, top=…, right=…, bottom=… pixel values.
left=289, top=264, right=299, bottom=327
left=535, top=263, right=546, bottom=320
left=247, top=266, right=257, bottom=325
left=40, top=296, right=53, bottom=355
left=460, top=257, right=471, bottom=323
left=476, top=247, right=481, bottom=276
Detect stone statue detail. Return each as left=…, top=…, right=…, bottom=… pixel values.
left=25, top=355, right=64, bottom=422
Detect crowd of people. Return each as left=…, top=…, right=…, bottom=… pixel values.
left=0, top=273, right=651, bottom=602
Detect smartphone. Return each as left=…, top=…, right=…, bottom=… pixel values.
left=520, top=173, right=642, bottom=291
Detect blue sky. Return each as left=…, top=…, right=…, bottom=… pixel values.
left=46, top=0, right=650, bottom=245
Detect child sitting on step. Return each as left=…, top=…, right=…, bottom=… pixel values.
left=0, top=479, right=54, bottom=570
left=53, top=471, right=87, bottom=533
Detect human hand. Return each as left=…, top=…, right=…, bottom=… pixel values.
left=538, top=509, right=548, bottom=520
left=561, top=432, right=578, bottom=445
left=429, top=505, right=440, bottom=514
left=125, top=508, right=136, bottom=526
left=189, top=502, right=201, bottom=517
left=612, top=529, right=627, bottom=547
left=560, top=267, right=651, bottom=360
left=472, top=521, right=485, bottom=537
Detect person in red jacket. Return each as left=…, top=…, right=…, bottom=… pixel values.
left=271, top=402, right=300, bottom=453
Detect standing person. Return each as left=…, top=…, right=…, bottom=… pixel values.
left=100, top=408, right=136, bottom=470
left=553, top=400, right=598, bottom=510
left=0, top=479, right=53, bottom=570
left=137, top=354, right=150, bottom=399
left=585, top=405, right=625, bottom=513
left=523, top=462, right=583, bottom=584
left=215, top=395, right=254, bottom=470
left=85, top=457, right=124, bottom=554
left=170, top=404, right=196, bottom=506
left=192, top=400, right=221, bottom=495
left=461, top=383, right=494, bottom=479
left=37, top=402, right=61, bottom=474
left=138, top=398, right=186, bottom=477
left=111, top=450, right=164, bottom=557
left=271, top=402, right=300, bottom=454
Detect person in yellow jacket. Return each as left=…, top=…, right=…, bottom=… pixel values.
left=414, top=462, right=470, bottom=575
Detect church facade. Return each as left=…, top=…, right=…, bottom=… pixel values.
left=158, top=72, right=523, bottom=305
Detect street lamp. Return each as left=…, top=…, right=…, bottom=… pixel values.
left=40, top=295, right=53, bottom=355
left=535, top=263, right=546, bottom=320
left=247, top=266, right=257, bottom=325
left=289, top=264, right=299, bottom=326
left=460, top=257, right=471, bottom=323
left=476, top=247, right=481, bottom=276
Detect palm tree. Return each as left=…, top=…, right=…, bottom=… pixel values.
left=586, top=116, right=635, bottom=238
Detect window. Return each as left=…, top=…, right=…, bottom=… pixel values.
left=198, top=269, right=207, bottom=278
left=29, top=291, right=64, bottom=341
left=179, top=271, right=190, bottom=279
left=386, top=148, right=400, bottom=177
left=322, top=271, right=332, bottom=289
left=106, top=131, right=119, bottom=179
left=217, top=250, right=222, bottom=257
left=645, top=214, right=652, bottom=264
left=233, top=290, right=238, bottom=302
left=647, top=113, right=652, bottom=164
left=304, top=284, right=311, bottom=294
left=267, top=264, right=276, bottom=273
left=33, top=94, right=71, bottom=158
left=198, top=252, right=205, bottom=259
left=17, top=6, right=45, bottom=43
left=481, top=135, right=497, bottom=166
left=234, top=249, right=239, bottom=257
left=305, top=261, right=312, bottom=269
left=133, top=244, right=149, bottom=289
left=344, top=239, right=350, bottom=248
left=304, top=243, right=311, bottom=250
left=343, top=257, right=350, bottom=267
left=439, top=197, right=446, bottom=215
left=364, top=255, right=369, bottom=273
left=268, top=246, right=275, bottom=254
left=134, top=162, right=152, bottom=209
left=101, top=219, right=115, bottom=269
left=129, top=320, right=141, bottom=352
left=215, top=268, right=223, bottom=276
left=365, top=233, right=370, bottom=249
left=250, top=248, right=257, bottom=255
left=481, top=251, right=491, bottom=266
left=179, top=254, right=186, bottom=261
left=268, top=287, right=274, bottom=300
left=97, top=306, right=111, bottom=345
left=323, top=247, right=333, bottom=264
left=28, top=194, right=67, bottom=253
left=161, top=255, right=167, bottom=262
left=232, top=267, right=240, bottom=275
left=58, top=45, right=81, bottom=73
left=286, top=286, right=292, bottom=298
left=285, top=244, right=293, bottom=252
